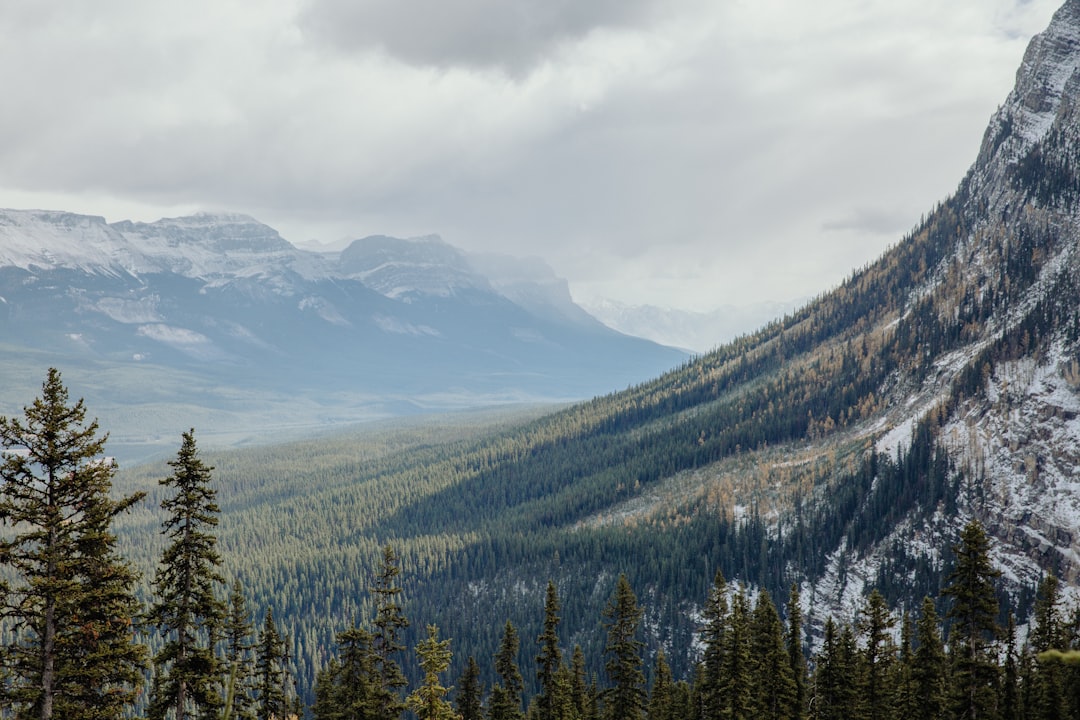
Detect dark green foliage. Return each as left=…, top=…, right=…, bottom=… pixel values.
left=489, top=622, right=524, bottom=720
left=911, top=597, right=949, bottom=720
left=0, top=368, right=147, bottom=720
left=748, top=590, right=797, bottom=720
left=785, top=584, right=807, bottom=720
left=224, top=580, right=258, bottom=720
left=535, top=581, right=565, bottom=720
left=147, top=429, right=227, bottom=720
left=312, top=624, right=377, bottom=720
left=407, top=625, right=458, bottom=720
left=456, top=657, right=484, bottom=720
left=856, top=589, right=895, bottom=720
left=602, top=575, right=646, bottom=720
left=372, top=545, right=410, bottom=720
left=943, top=519, right=1001, bottom=720
left=255, top=608, right=290, bottom=720
left=811, top=618, right=855, bottom=720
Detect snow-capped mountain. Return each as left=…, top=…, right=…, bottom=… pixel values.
left=0, top=211, right=686, bottom=459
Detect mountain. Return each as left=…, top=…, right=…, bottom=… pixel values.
left=103, top=0, right=1080, bottom=694
left=0, top=211, right=686, bottom=460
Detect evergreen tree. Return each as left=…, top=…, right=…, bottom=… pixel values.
left=856, top=589, right=896, bottom=720
left=224, top=580, right=258, bottom=720
left=312, top=624, right=376, bottom=720
left=1001, top=614, right=1021, bottom=720
left=536, top=581, right=565, bottom=720
left=721, top=589, right=752, bottom=720
left=602, top=574, right=646, bottom=720
left=255, top=608, right=290, bottom=720
left=786, top=584, right=807, bottom=720
left=570, top=645, right=593, bottom=720
left=911, top=597, right=948, bottom=720
left=697, top=571, right=727, bottom=720
left=0, top=368, right=146, bottom=720
left=147, top=429, right=227, bottom=720
left=1031, top=573, right=1066, bottom=720
left=749, top=590, right=797, bottom=720
left=372, top=545, right=409, bottom=720
left=456, top=656, right=484, bottom=720
left=811, top=618, right=855, bottom=720
left=942, top=519, right=1001, bottom=720
left=647, top=650, right=674, bottom=720
left=407, top=625, right=460, bottom=720
left=489, top=621, right=524, bottom=720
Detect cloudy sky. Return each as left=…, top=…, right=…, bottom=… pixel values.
left=0, top=0, right=1064, bottom=312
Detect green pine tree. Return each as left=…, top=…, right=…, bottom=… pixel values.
left=0, top=368, right=147, bottom=720
left=224, top=580, right=258, bottom=720
left=786, top=584, right=807, bottom=720
left=456, top=656, right=484, bottom=720
left=147, top=429, right=228, bottom=720
left=912, top=597, right=948, bottom=720
left=942, top=519, right=1001, bottom=720
left=489, top=621, right=524, bottom=720
left=749, top=590, right=797, bottom=720
left=372, top=545, right=409, bottom=720
left=255, top=608, right=289, bottom=720
left=721, top=589, right=753, bottom=720
left=536, top=581, right=565, bottom=720
left=1031, top=574, right=1066, bottom=720
left=697, top=571, right=727, bottom=720
left=602, top=574, right=646, bottom=720
left=856, top=589, right=896, bottom=720
left=408, top=625, right=460, bottom=720
left=647, top=650, right=674, bottom=720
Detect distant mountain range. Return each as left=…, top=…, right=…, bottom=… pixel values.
left=0, top=209, right=686, bottom=460
left=581, top=297, right=805, bottom=353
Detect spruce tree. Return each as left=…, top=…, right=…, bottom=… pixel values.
left=647, top=650, right=674, bottom=720
left=224, top=580, right=258, bottom=720
left=407, top=625, right=460, bottom=720
left=856, top=589, right=896, bottom=720
left=1031, top=574, right=1066, bottom=720
left=749, top=590, right=796, bottom=720
left=721, top=589, right=752, bottom=720
left=536, top=581, right=565, bottom=720
left=942, top=519, right=1001, bottom=720
left=786, top=584, right=807, bottom=720
left=698, top=571, right=727, bottom=720
left=456, top=656, right=484, bottom=720
left=255, top=608, right=289, bottom=720
left=602, top=574, right=646, bottom=720
left=0, top=368, right=147, bottom=720
left=372, top=545, right=409, bottom=720
left=912, top=597, right=948, bottom=720
left=489, top=621, right=524, bottom=720
left=147, top=429, right=227, bottom=720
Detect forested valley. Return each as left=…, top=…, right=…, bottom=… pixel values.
left=1, top=368, right=1079, bottom=720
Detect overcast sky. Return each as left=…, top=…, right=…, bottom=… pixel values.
left=0, top=0, right=1064, bottom=311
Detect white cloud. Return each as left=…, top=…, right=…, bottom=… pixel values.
left=0, top=0, right=1065, bottom=312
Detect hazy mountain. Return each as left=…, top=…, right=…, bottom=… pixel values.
left=0, top=211, right=686, bottom=460
left=581, top=297, right=806, bottom=353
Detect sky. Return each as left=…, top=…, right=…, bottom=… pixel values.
left=0, top=0, right=1065, bottom=312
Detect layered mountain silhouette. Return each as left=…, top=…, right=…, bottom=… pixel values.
left=0, top=210, right=686, bottom=459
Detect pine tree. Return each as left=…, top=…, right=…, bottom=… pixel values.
left=811, top=618, right=855, bottom=720
left=312, top=623, right=376, bottom=720
left=536, top=581, right=565, bottom=720
left=0, top=368, right=147, bottom=720
left=856, top=589, right=896, bottom=720
left=570, top=645, right=593, bottom=720
left=407, top=625, right=460, bottom=720
left=749, top=590, right=797, bottom=720
left=224, top=581, right=258, bottom=720
left=942, top=519, right=1001, bottom=720
left=602, top=574, right=646, bottom=720
left=786, top=584, right=807, bottom=720
left=255, top=608, right=289, bottom=720
left=147, top=429, right=227, bottom=720
left=1031, top=573, right=1066, bottom=720
left=647, top=650, right=674, bottom=720
left=721, top=589, right=752, bottom=720
left=456, top=656, right=484, bottom=720
left=489, top=621, right=524, bottom=720
left=698, top=571, right=727, bottom=720
left=912, top=597, right=948, bottom=720
left=372, top=545, right=409, bottom=720
left=1001, top=614, right=1021, bottom=720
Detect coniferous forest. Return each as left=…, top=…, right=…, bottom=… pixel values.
left=2, top=368, right=1080, bottom=720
